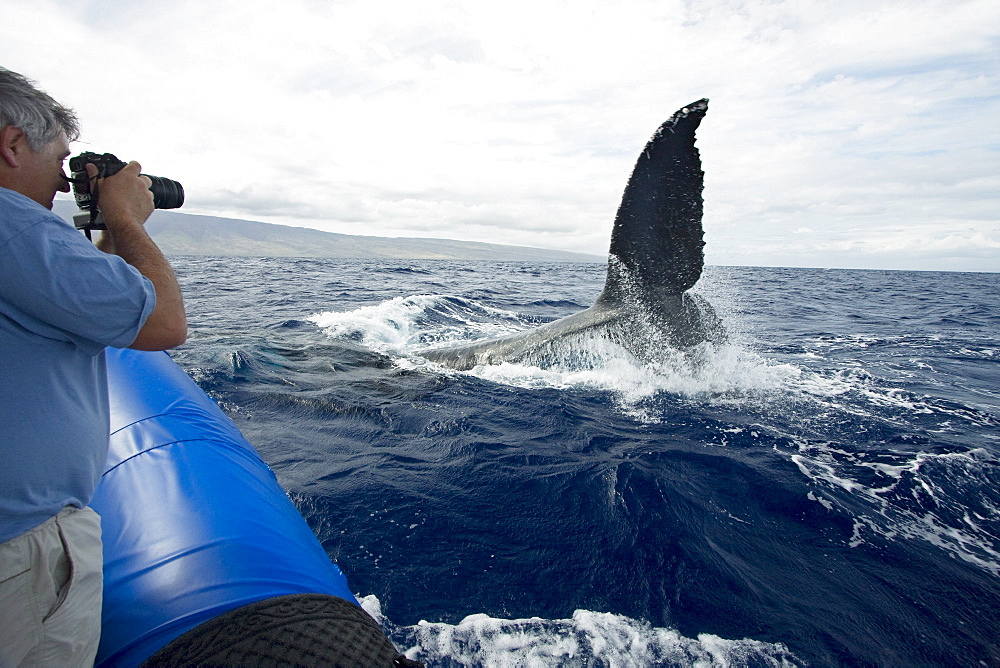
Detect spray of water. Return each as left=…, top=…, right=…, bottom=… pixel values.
left=309, top=294, right=795, bottom=406
left=358, top=595, right=799, bottom=667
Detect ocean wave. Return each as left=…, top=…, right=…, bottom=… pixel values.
left=792, top=444, right=1000, bottom=574
left=358, top=595, right=799, bottom=668
left=309, top=294, right=535, bottom=352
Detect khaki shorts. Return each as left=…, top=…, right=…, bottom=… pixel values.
left=0, top=506, right=103, bottom=668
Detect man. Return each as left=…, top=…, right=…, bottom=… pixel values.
left=0, top=67, right=186, bottom=666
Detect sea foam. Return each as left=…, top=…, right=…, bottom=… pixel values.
left=357, top=595, right=799, bottom=667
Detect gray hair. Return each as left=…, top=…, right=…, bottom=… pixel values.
left=0, top=67, right=80, bottom=149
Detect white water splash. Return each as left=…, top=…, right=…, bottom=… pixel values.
left=310, top=294, right=798, bottom=404
left=308, top=294, right=995, bottom=433
left=309, top=294, right=527, bottom=353
left=357, top=595, right=799, bottom=667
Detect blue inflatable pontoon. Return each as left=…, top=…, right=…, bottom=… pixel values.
left=90, top=349, right=376, bottom=666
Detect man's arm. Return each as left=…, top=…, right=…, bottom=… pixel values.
left=87, top=161, right=187, bottom=350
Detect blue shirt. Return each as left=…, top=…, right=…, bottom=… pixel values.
left=0, top=187, right=156, bottom=543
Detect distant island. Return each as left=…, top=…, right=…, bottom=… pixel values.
left=53, top=200, right=603, bottom=263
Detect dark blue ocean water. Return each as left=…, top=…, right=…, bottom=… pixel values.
left=168, top=258, right=999, bottom=666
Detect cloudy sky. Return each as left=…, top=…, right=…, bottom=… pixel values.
left=4, top=0, right=998, bottom=271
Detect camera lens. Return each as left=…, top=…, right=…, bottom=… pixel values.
left=148, top=176, right=185, bottom=209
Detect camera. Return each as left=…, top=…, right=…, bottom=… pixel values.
left=69, top=151, right=184, bottom=231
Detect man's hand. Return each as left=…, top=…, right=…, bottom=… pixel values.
left=84, top=160, right=186, bottom=350
left=86, top=161, right=153, bottom=253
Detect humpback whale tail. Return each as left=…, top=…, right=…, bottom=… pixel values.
left=605, top=99, right=708, bottom=298
left=422, top=99, right=723, bottom=371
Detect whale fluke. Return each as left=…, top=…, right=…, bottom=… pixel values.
left=608, top=99, right=708, bottom=295
left=423, top=99, right=723, bottom=371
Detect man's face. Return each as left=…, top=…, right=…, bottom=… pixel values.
left=19, top=130, right=72, bottom=210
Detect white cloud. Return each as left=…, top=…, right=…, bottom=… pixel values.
left=3, top=0, right=998, bottom=270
